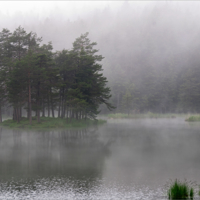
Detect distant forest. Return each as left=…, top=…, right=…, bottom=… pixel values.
left=1, top=1, right=200, bottom=116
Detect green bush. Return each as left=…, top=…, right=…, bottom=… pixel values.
left=168, top=179, right=194, bottom=200
left=185, top=115, right=200, bottom=122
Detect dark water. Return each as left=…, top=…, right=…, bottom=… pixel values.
left=0, top=118, right=200, bottom=199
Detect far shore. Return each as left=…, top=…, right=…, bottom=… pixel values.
left=106, top=112, right=196, bottom=120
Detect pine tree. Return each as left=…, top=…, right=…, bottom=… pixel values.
left=55, top=49, right=76, bottom=119
left=71, top=32, right=114, bottom=119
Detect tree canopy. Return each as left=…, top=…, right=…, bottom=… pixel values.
left=0, top=27, right=113, bottom=123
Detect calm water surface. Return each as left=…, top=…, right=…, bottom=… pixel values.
left=0, top=118, right=200, bottom=199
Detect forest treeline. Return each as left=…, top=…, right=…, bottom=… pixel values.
left=100, top=2, right=200, bottom=114
left=0, top=27, right=113, bottom=123
left=1, top=2, right=200, bottom=115
left=5, top=1, right=199, bottom=114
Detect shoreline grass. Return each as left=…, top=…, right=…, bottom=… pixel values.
left=168, top=179, right=194, bottom=200
left=185, top=115, right=200, bottom=122
left=1, top=117, right=106, bottom=130
left=107, top=112, right=182, bottom=119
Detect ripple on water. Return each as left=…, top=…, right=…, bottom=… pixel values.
left=0, top=178, right=166, bottom=200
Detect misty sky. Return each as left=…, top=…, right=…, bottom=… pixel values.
left=0, top=1, right=122, bottom=19
left=0, top=1, right=151, bottom=20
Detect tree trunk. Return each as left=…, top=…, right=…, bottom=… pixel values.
left=58, top=90, right=61, bottom=118
left=66, top=106, right=68, bottom=123
left=117, top=92, right=120, bottom=112
left=66, top=106, right=68, bottom=119
left=28, top=78, right=32, bottom=125
left=51, top=106, right=55, bottom=118
left=37, top=109, right=40, bottom=123
left=37, top=101, right=40, bottom=123
left=37, top=81, right=40, bottom=123
left=13, top=107, right=17, bottom=121
left=58, top=100, right=61, bottom=118
left=70, top=109, right=72, bottom=123
left=63, top=104, right=66, bottom=118
left=61, top=96, right=64, bottom=119
left=13, top=108, right=15, bottom=121
left=82, top=111, right=84, bottom=120
left=0, top=105, right=2, bottom=123
left=48, top=97, right=50, bottom=117
left=50, top=88, right=55, bottom=118
left=19, top=104, right=22, bottom=120
left=42, top=98, right=45, bottom=117
left=16, top=107, right=20, bottom=123
left=27, top=102, right=29, bottom=119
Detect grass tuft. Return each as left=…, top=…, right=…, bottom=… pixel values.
left=190, top=188, right=194, bottom=200
left=168, top=179, right=194, bottom=200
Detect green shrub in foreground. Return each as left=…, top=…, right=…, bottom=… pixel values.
left=168, top=179, right=194, bottom=200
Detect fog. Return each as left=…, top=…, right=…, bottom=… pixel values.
left=2, top=1, right=199, bottom=50
left=1, top=1, right=200, bottom=114
left=1, top=3, right=200, bottom=198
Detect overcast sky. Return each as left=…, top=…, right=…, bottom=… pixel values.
left=0, top=1, right=121, bottom=19
left=0, top=1, right=151, bottom=20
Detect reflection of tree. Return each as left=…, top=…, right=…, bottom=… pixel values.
left=0, top=128, right=111, bottom=191
left=0, top=127, right=2, bottom=141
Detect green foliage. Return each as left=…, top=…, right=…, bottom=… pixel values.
left=108, top=112, right=178, bottom=119
left=0, top=26, right=114, bottom=123
left=185, top=115, right=200, bottom=122
left=69, top=32, right=114, bottom=119
left=168, top=179, right=194, bottom=200
left=190, top=188, right=194, bottom=200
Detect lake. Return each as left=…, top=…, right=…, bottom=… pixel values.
left=0, top=118, right=200, bottom=199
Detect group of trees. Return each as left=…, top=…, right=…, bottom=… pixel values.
left=0, top=27, right=113, bottom=124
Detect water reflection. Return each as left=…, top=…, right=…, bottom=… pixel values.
left=0, top=127, right=110, bottom=187
left=99, top=118, right=200, bottom=188
left=0, top=118, right=200, bottom=199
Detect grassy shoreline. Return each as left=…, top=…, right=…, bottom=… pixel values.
left=185, top=115, right=200, bottom=122
left=1, top=117, right=106, bottom=129
left=107, top=112, right=182, bottom=119
left=107, top=112, right=200, bottom=122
